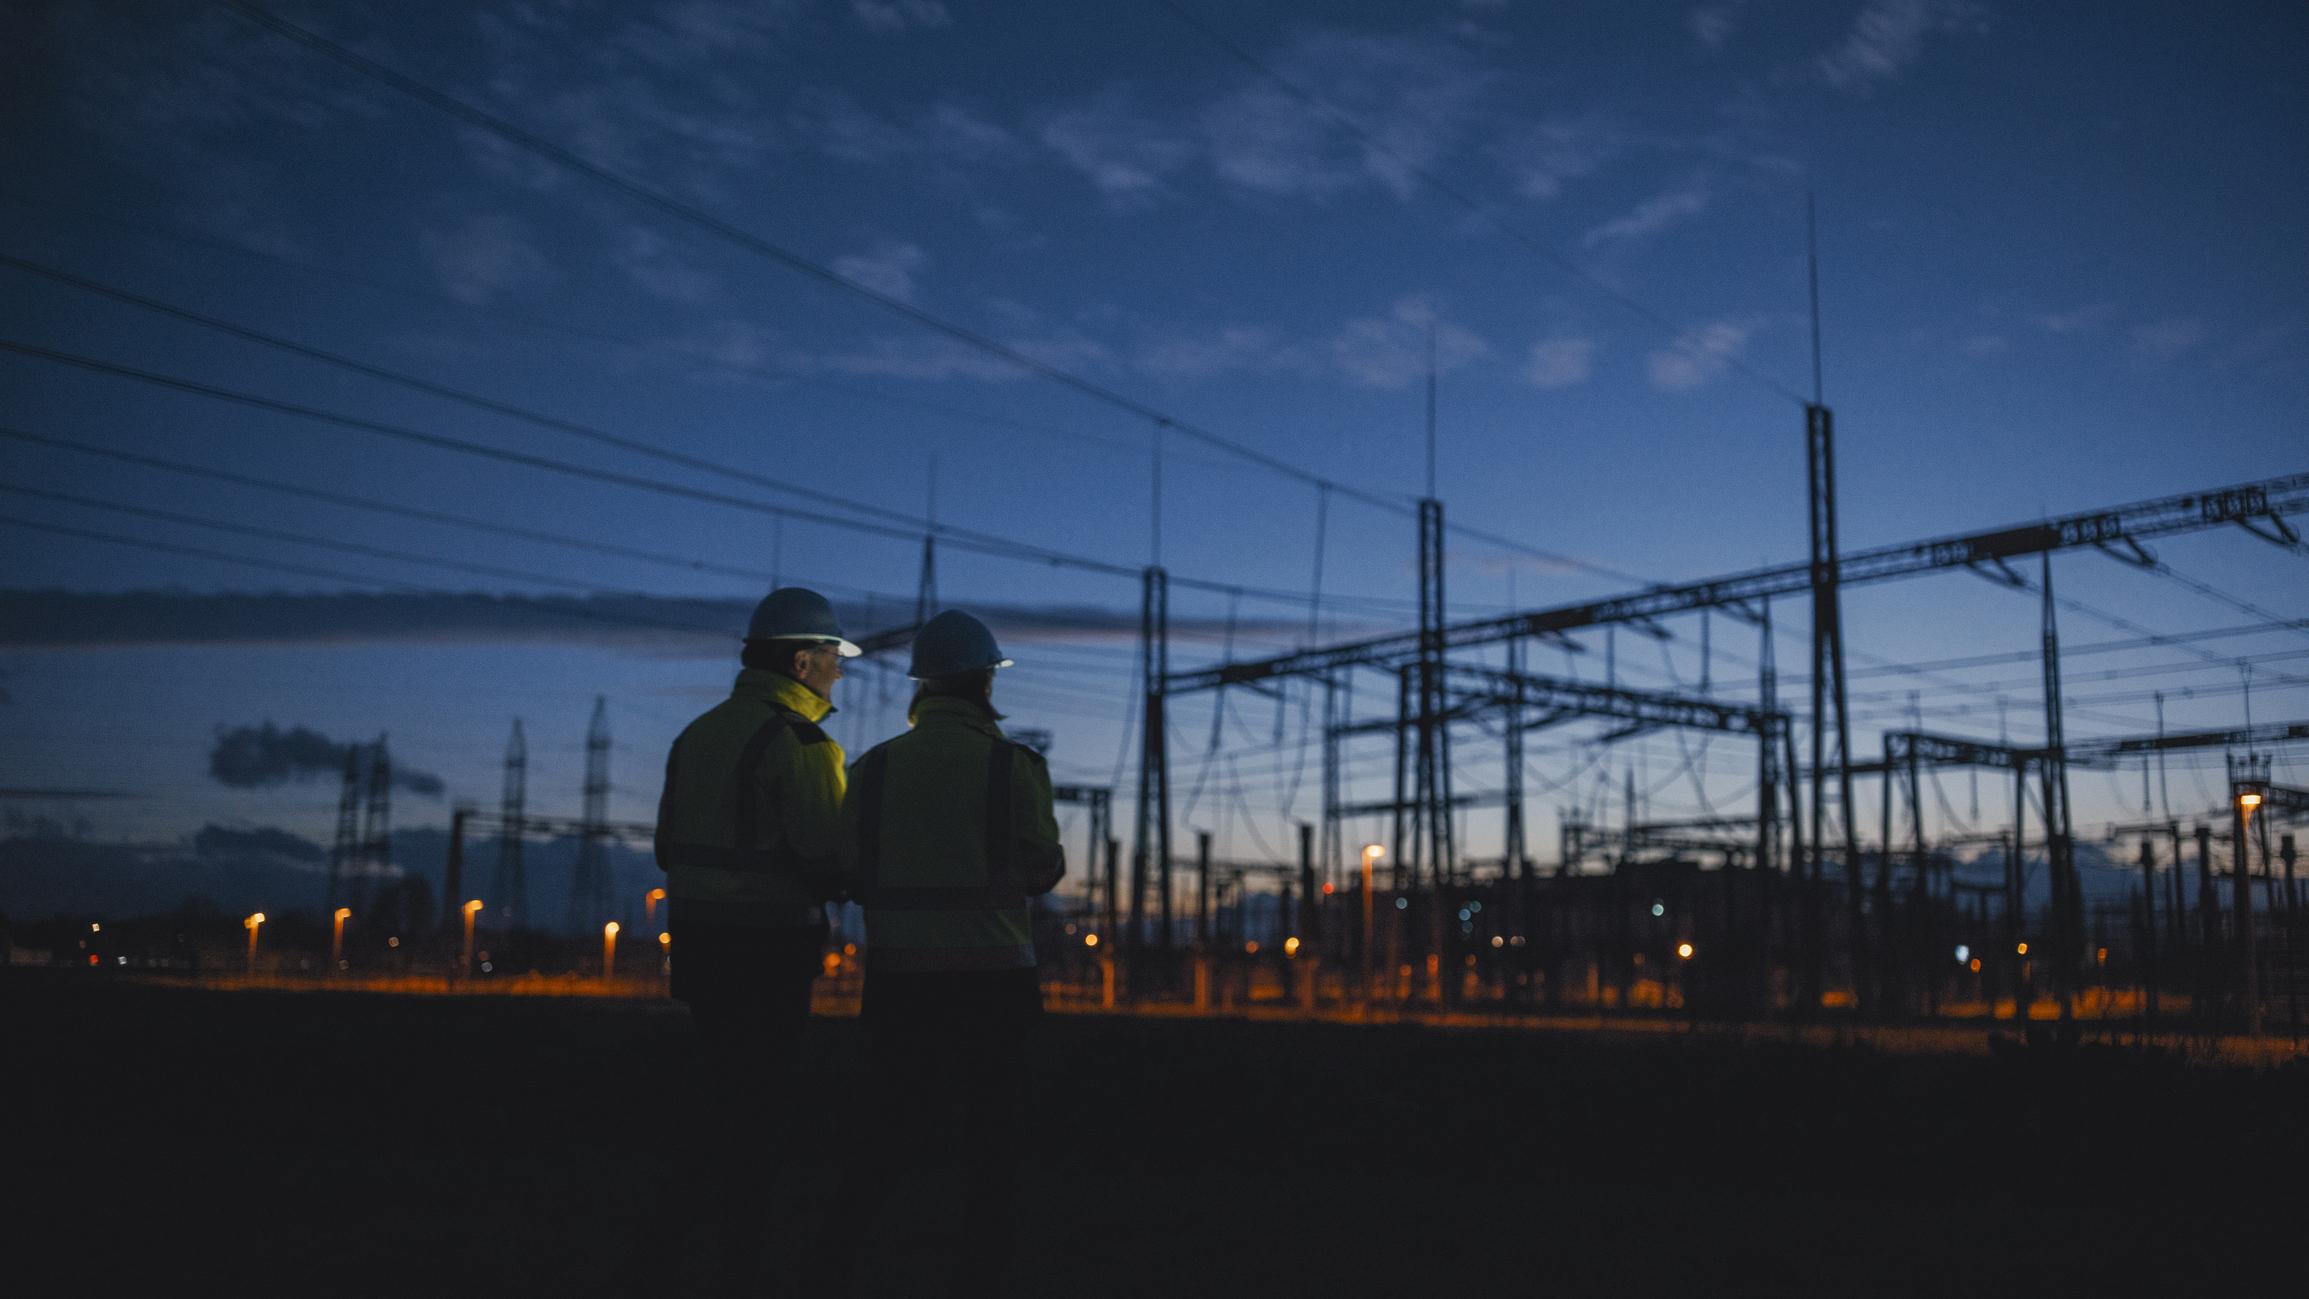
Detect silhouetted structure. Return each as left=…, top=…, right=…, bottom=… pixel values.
left=566, top=698, right=613, bottom=931
left=491, top=719, right=528, bottom=929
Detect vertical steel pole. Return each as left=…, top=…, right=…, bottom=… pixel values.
left=2139, top=837, right=2158, bottom=1037
left=1807, top=403, right=1862, bottom=1014
left=1133, top=566, right=1171, bottom=965
left=443, top=807, right=467, bottom=943
left=2231, top=773, right=2259, bottom=1038
left=1196, top=830, right=1213, bottom=950
left=2039, top=555, right=2080, bottom=1036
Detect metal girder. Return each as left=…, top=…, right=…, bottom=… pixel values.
left=2094, top=536, right=2158, bottom=569
left=1619, top=814, right=1760, bottom=835
left=1446, top=664, right=1779, bottom=736
left=1163, top=470, right=2309, bottom=693
left=1844, top=720, right=2309, bottom=778
left=1335, top=792, right=1497, bottom=818
left=1329, top=698, right=1489, bottom=737
left=2076, top=721, right=2309, bottom=761
left=458, top=812, right=655, bottom=840
left=2249, top=784, right=2309, bottom=817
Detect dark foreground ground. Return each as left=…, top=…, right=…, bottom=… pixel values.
left=9, top=971, right=2303, bottom=1297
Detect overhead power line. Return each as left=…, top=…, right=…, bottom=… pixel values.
left=212, top=0, right=1621, bottom=576
left=0, top=480, right=694, bottom=597
left=0, top=338, right=1403, bottom=612
left=0, top=188, right=1228, bottom=471
left=0, top=251, right=1138, bottom=566
left=0, top=339, right=1422, bottom=618
left=0, top=424, right=784, bottom=587
left=215, top=2, right=1385, bottom=507
left=1, top=512, right=435, bottom=591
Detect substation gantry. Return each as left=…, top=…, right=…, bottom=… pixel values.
left=1124, top=442, right=2308, bottom=1019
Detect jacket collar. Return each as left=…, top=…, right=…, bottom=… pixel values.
left=732, top=667, right=835, bottom=723
left=907, top=693, right=1005, bottom=738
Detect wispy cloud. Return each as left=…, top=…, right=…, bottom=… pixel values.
left=1203, top=32, right=1491, bottom=203
left=831, top=239, right=929, bottom=303
left=2131, top=317, right=2207, bottom=362
left=1492, top=112, right=1628, bottom=201
left=1816, top=0, right=1987, bottom=94
left=1038, top=92, right=1194, bottom=205
left=1646, top=318, right=1759, bottom=390
left=1523, top=336, right=1596, bottom=388
left=1583, top=176, right=1712, bottom=247
left=611, top=226, right=717, bottom=302
left=1134, top=325, right=1312, bottom=379
left=1957, top=332, right=2009, bottom=358
left=2031, top=301, right=2119, bottom=335
left=599, top=1, right=807, bottom=69
left=1688, top=3, right=1748, bottom=49
left=800, top=93, right=1022, bottom=166
left=850, top=0, right=952, bottom=34
left=1330, top=296, right=1489, bottom=389
left=420, top=212, right=556, bottom=305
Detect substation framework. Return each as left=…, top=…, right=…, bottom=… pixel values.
left=1111, top=407, right=2309, bottom=1030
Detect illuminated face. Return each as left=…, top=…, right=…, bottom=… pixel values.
left=795, top=642, right=844, bottom=697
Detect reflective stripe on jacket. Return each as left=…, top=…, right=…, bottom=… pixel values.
left=841, top=695, right=1064, bottom=972
left=654, top=668, right=845, bottom=928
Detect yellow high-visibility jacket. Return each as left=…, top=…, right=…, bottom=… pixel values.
left=840, top=696, right=1064, bottom=972
left=654, top=669, right=845, bottom=927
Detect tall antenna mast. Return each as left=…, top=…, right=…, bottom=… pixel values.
left=1807, top=191, right=1825, bottom=406
left=1151, top=421, right=1165, bottom=566
left=1424, top=323, right=1438, bottom=499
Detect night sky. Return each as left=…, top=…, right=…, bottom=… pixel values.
left=2, top=0, right=2303, bottom=898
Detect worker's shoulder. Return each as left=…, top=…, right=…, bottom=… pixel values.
left=772, top=707, right=834, bottom=747
left=1000, top=737, right=1050, bottom=769
left=692, top=697, right=832, bottom=749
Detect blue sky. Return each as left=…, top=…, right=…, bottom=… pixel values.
left=2, top=0, right=2304, bottom=901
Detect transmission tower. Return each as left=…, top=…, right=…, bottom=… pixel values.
left=1133, top=566, right=1171, bottom=955
left=358, top=734, right=392, bottom=915
left=490, top=719, right=527, bottom=928
left=326, top=744, right=362, bottom=916
left=1412, top=496, right=1455, bottom=998
left=1805, top=403, right=1861, bottom=1013
left=567, top=697, right=613, bottom=931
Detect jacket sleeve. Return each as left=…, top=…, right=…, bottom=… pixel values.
left=836, top=750, right=869, bottom=903
left=1010, top=746, right=1066, bottom=896
left=766, top=727, right=847, bottom=899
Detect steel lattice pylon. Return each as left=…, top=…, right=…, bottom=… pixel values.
left=566, top=698, right=613, bottom=932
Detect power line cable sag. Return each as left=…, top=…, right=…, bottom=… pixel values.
left=211, top=0, right=1623, bottom=578
left=1, top=427, right=1438, bottom=666
left=0, top=252, right=1133, bottom=566
left=0, top=481, right=718, bottom=598
left=213, top=1, right=1389, bottom=509
left=0, top=337, right=1393, bottom=612
left=0, top=189, right=1228, bottom=471
left=0, top=425, right=782, bottom=588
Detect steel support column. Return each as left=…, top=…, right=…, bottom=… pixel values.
left=1133, top=565, right=1171, bottom=959
left=1807, top=404, right=1861, bottom=1012
left=2039, top=556, right=2080, bottom=1035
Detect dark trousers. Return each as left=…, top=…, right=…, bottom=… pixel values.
left=822, top=967, right=1043, bottom=1297
left=667, top=918, right=826, bottom=1294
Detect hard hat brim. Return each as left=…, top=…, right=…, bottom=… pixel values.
left=743, top=633, right=863, bottom=657
left=906, top=657, right=1012, bottom=681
